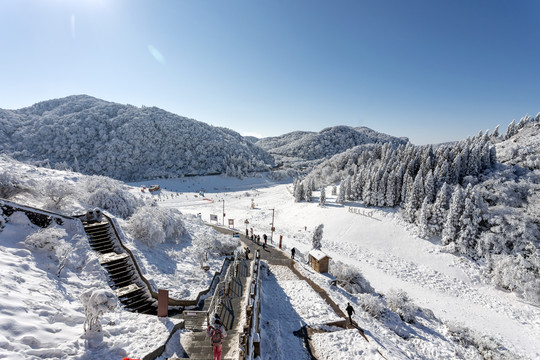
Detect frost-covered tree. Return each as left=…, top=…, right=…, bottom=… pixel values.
left=505, top=119, right=516, bottom=139
left=304, top=181, right=312, bottom=202
left=336, top=180, right=346, bottom=204
left=294, top=181, right=304, bottom=202
left=456, top=193, right=482, bottom=258
left=491, top=124, right=500, bottom=139
left=319, top=186, right=326, bottom=207
left=312, top=224, right=324, bottom=250
left=430, top=182, right=449, bottom=235
left=417, top=197, right=431, bottom=237
left=127, top=206, right=186, bottom=247
left=424, top=170, right=435, bottom=203
left=442, top=185, right=464, bottom=246
left=331, top=185, right=337, bottom=196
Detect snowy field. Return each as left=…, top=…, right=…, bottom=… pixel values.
left=1, top=163, right=539, bottom=359
left=131, top=174, right=540, bottom=359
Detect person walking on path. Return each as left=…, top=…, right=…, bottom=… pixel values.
left=291, top=247, right=296, bottom=260
left=346, top=302, right=355, bottom=324
left=207, top=318, right=227, bottom=360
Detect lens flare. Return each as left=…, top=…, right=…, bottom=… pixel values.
left=148, top=45, right=165, bottom=64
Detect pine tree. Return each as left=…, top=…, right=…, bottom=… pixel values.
left=337, top=181, right=346, bottom=204
left=492, top=124, right=500, bottom=139
left=456, top=193, right=481, bottom=259
left=294, top=182, right=304, bottom=202
left=304, top=181, right=312, bottom=202
left=312, top=224, right=324, bottom=250
left=385, top=170, right=396, bottom=207
left=430, top=182, right=449, bottom=235
left=417, top=197, right=431, bottom=237
left=442, top=185, right=464, bottom=246
left=424, top=170, right=435, bottom=203
left=319, top=186, right=326, bottom=207
left=505, top=119, right=516, bottom=139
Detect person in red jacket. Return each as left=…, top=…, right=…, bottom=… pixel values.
left=207, top=318, right=227, bottom=360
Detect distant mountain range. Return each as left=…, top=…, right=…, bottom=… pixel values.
left=0, top=95, right=407, bottom=180
left=256, top=126, right=408, bottom=167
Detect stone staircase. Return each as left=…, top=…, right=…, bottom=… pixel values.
left=82, top=220, right=158, bottom=315
left=172, top=259, right=253, bottom=360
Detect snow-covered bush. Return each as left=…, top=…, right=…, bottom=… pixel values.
left=84, top=176, right=142, bottom=218
left=330, top=260, right=374, bottom=294
left=36, top=179, right=76, bottom=212
left=488, top=254, right=540, bottom=304
left=24, top=227, right=67, bottom=252
left=0, top=170, right=27, bottom=199
left=447, top=323, right=516, bottom=360
left=357, top=293, right=384, bottom=319
left=81, top=288, right=117, bottom=332
left=192, top=233, right=240, bottom=258
left=127, top=206, right=186, bottom=247
left=385, top=289, right=418, bottom=323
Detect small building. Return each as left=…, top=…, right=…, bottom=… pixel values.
left=149, top=185, right=161, bottom=192
left=308, top=249, right=331, bottom=273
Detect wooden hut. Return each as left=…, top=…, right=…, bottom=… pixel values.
left=308, top=249, right=331, bottom=273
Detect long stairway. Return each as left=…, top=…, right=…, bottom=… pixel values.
left=83, top=220, right=158, bottom=315
left=175, top=258, right=252, bottom=360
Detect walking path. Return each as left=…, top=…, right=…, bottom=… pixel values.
left=172, top=258, right=252, bottom=360
left=208, top=225, right=379, bottom=359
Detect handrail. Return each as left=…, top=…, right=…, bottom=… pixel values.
left=104, top=213, right=235, bottom=308
left=206, top=250, right=240, bottom=325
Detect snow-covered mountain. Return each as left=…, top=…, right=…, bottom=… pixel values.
left=256, top=126, right=409, bottom=168
left=0, top=95, right=274, bottom=181
left=295, top=115, right=540, bottom=305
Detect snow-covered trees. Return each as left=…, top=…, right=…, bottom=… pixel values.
left=0, top=95, right=274, bottom=181
left=312, top=224, right=324, bottom=250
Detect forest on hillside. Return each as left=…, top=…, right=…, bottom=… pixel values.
left=295, top=115, right=540, bottom=304
left=0, top=95, right=273, bottom=181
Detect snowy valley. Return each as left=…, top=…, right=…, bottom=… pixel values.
left=0, top=97, right=539, bottom=360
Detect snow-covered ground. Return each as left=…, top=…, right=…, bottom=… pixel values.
left=1, top=165, right=539, bottom=359
left=134, top=174, right=540, bottom=359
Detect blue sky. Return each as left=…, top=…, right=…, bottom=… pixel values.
left=1, top=0, right=538, bottom=144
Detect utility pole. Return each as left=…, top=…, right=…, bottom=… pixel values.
left=222, top=199, right=225, bottom=226
left=270, top=208, right=275, bottom=243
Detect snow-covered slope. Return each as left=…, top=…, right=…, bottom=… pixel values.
left=496, top=120, right=540, bottom=170
left=0, top=95, right=274, bottom=181
left=256, top=126, right=409, bottom=168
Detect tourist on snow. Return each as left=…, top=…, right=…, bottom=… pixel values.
left=346, top=302, right=355, bottom=324
left=207, top=318, right=227, bottom=360
left=244, top=246, right=250, bottom=259
left=263, top=234, right=267, bottom=245
left=291, top=247, right=296, bottom=260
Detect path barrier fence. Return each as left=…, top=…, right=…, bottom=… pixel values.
left=240, top=249, right=262, bottom=359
